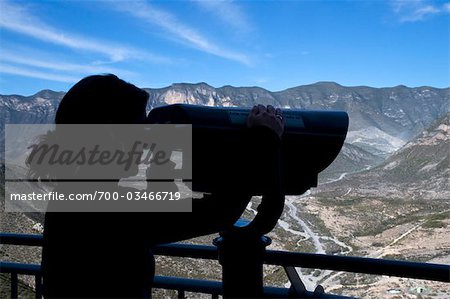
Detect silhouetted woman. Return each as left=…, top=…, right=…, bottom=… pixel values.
left=31, top=74, right=284, bottom=298
left=38, top=75, right=153, bottom=298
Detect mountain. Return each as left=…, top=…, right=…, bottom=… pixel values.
left=144, top=82, right=449, bottom=156
left=318, top=143, right=384, bottom=183
left=378, top=113, right=450, bottom=188
left=1, top=82, right=449, bottom=176
left=0, top=89, right=64, bottom=124
left=318, top=112, right=450, bottom=199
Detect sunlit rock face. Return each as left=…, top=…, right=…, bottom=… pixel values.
left=1, top=82, right=449, bottom=171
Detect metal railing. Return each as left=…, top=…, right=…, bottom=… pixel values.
left=1, top=232, right=449, bottom=298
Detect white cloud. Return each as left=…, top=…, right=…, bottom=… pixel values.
left=110, top=1, right=251, bottom=65
left=193, top=0, right=252, bottom=34
left=444, top=2, right=450, bottom=12
left=392, top=0, right=449, bottom=22
left=254, top=77, right=269, bottom=84
left=0, top=1, right=169, bottom=64
left=0, top=51, right=135, bottom=76
left=0, top=63, right=79, bottom=83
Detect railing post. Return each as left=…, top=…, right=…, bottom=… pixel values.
left=214, top=231, right=271, bottom=298
left=35, top=274, right=43, bottom=299
left=11, top=272, right=18, bottom=299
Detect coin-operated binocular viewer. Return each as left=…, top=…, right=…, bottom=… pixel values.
left=147, top=104, right=349, bottom=298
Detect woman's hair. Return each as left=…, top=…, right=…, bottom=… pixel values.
left=55, top=74, right=148, bottom=124
left=27, top=74, right=149, bottom=182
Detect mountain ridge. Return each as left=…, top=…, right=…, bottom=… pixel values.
left=317, top=112, right=450, bottom=199
left=2, top=81, right=449, bottom=98
left=1, top=82, right=449, bottom=174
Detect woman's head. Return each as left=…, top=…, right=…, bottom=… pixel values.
left=27, top=75, right=148, bottom=181
left=55, top=74, right=148, bottom=124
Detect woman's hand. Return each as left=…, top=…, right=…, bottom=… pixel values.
left=246, top=104, right=285, bottom=138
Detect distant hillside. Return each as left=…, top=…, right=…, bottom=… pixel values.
left=319, top=143, right=384, bottom=183
left=1, top=82, right=449, bottom=178
left=318, top=113, right=450, bottom=199
left=144, top=82, right=449, bottom=153
left=378, top=113, right=450, bottom=186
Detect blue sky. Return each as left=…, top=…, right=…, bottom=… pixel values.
left=0, top=0, right=449, bottom=95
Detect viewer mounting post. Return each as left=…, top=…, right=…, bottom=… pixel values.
left=214, top=221, right=272, bottom=298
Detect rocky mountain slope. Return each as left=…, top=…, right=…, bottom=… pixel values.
left=1, top=82, right=449, bottom=180
left=144, top=82, right=449, bottom=155
left=317, top=112, right=450, bottom=199
left=0, top=89, right=64, bottom=124
left=318, top=143, right=384, bottom=182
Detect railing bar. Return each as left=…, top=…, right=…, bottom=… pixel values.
left=0, top=233, right=43, bottom=246
left=0, top=262, right=42, bottom=275
left=2, top=233, right=449, bottom=283
left=153, top=275, right=222, bottom=294
left=264, top=250, right=450, bottom=283
left=0, top=264, right=353, bottom=299
left=35, top=274, right=43, bottom=299
left=153, top=244, right=450, bottom=282
left=153, top=243, right=218, bottom=260
left=11, top=272, right=18, bottom=299
left=153, top=276, right=354, bottom=298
